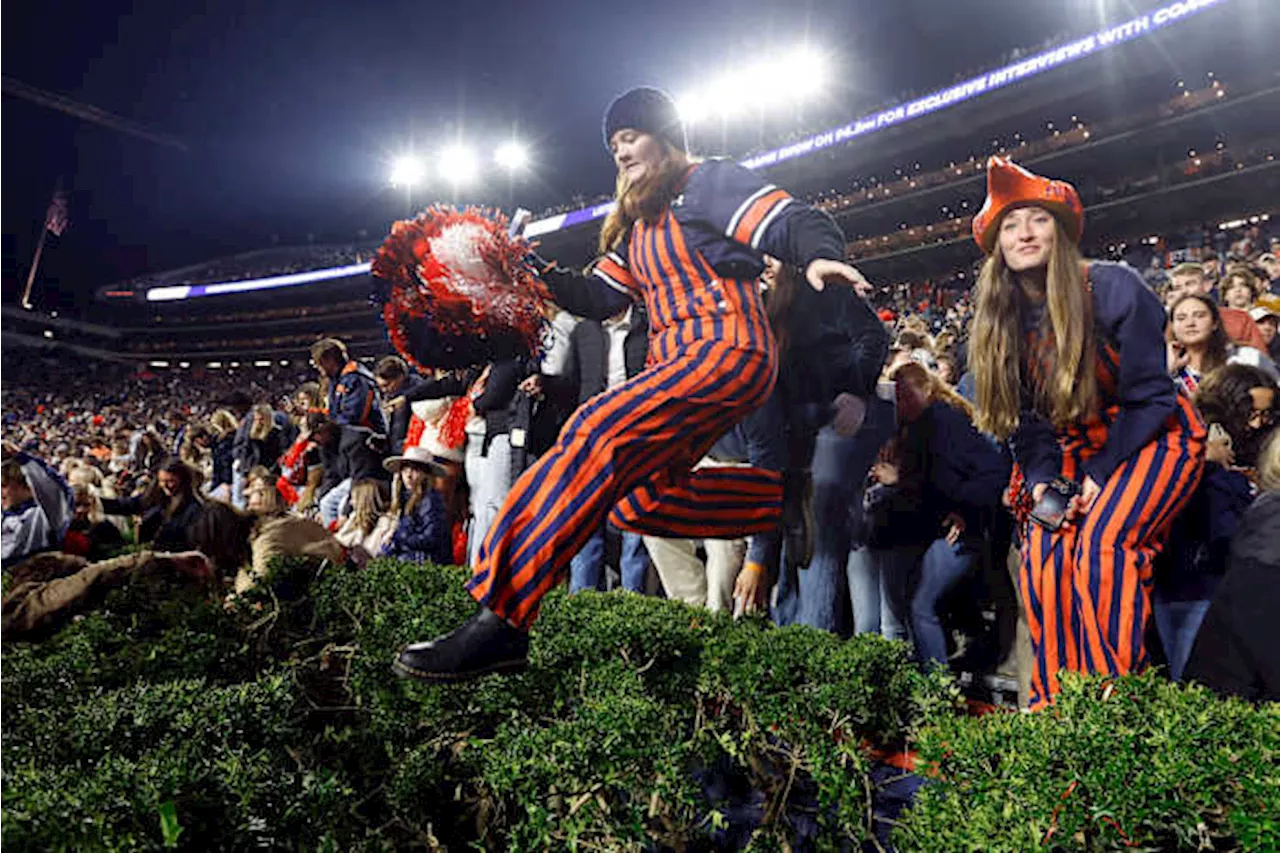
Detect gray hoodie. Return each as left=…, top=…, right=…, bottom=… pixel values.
left=2, top=452, right=73, bottom=570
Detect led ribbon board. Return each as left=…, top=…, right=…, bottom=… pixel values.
left=146, top=0, right=1226, bottom=301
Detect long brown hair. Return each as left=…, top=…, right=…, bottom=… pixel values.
left=598, top=140, right=692, bottom=254
left=764, top=261, right=799, bottom=360
left=390, top=463, right=433, bottom=517
left=967, top=219, right=1098, bottom=439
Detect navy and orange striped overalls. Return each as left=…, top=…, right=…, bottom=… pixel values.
left=466, top=159, right=846, bottom=629
left=1015, top=263, right=1205, bottom=709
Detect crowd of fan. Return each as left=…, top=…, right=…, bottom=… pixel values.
left=4, top=234, right=1279, bottom=703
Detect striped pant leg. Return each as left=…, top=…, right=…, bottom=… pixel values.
left=607, top=463, right=782, bottom=539
left=1071, top=417, right=1204, bottom=682
left=1021, top=521, right=1083, bottom=710
left=466, top=342, right=774, bottom=629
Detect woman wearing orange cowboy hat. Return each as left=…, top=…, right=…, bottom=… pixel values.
left=967, top=157, right=1205, bottom=709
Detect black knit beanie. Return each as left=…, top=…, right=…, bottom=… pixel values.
left=602, top=87, right=688, bottom=153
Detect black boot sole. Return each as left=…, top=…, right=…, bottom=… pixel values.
left=391, top=654, right=528, bottom=683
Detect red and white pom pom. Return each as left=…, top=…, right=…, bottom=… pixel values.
left=371, top=206, right=552, bottom=371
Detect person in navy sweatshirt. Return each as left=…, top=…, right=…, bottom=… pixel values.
left=966, top=157, right=1205, bottom=709
left=865, top=362, right=1009, bottom=667
left=1153, top=363, right=1275, bottom=680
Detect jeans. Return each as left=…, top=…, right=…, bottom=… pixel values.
left=231, top=468, right=248, bottom=510
left=847, top=545, right=917, bottom=641
left=319, top=478, right=353, bottom=528
left=1153, top=581, right=1219, bottom=682
left=570, top=528, right=650, bottom=593
left=775, top=399, right=892, bottom=633
left=910, top=538, right=977, bottom=666
left=712, top=390, right=786, bottom=568
left=465, top=433, right=513, bottom=567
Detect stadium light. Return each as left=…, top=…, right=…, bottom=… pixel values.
left=439, top=144, right=479, bottom=185
left=680, top=44, right=831, bottom=123
left=677, top=94, right=709, bottom=125
left=789, top=46, right=830, bottom=99
left=388, top=155, right=426, bottom=187
left=494, top=141, right=530, bottom=171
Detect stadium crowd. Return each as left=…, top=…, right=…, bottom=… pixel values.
left=4, top=205, right=1278, bottom=704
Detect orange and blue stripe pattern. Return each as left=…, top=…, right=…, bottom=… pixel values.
left=1019, top=340, right=1205, bottom=709
left=466, top=191, right=785, bottom=629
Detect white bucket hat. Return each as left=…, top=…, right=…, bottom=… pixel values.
left=383, top=445, right=450, bottom=476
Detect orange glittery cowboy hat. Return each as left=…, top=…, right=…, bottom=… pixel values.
left=972, top=156, right=1084, bottom=255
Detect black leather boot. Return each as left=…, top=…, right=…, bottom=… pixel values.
left=392, top=607, right=530, bottom=682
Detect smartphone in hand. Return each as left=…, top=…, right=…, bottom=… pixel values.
left=1029, top=478, right=1081, bottom=531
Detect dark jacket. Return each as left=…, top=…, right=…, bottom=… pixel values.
left=781, top=282, right=890, bottom=406
left=101, top=493, right=204, bottom=552
left=556, top=308, right=649, bottom=405
left=64, top=519, right=126, bottom=562
left=328, top=361, right=386, bottom=434
left=1183, top=491, right=1280, bottom=702
left=232, top=411, right=295, bottom=472
left=383, top=489, right=451, bottom=564
left=867, top=402, right=1009, bottom=548
left=210, top=435, right=235, bottom=489
left=318, top=426, right=388, bottom=498
left=241, top=427, right=286, bottom=474
left=386, top=374, right=426, bottom=455
left=1156, top=464, right=1255, bottom=600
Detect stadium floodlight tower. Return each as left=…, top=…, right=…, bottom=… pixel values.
left=439, top=143, right=480, bottom=202
left=495, top=140, right=530, bottom=206
left=389, top=155, right=426, bottom=214
left=494, top=141, right=530, bottom=172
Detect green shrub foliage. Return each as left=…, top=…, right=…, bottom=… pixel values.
left=3, top=556, right=1275, bottom=851
left=894, top=671, right=1280, bottom=852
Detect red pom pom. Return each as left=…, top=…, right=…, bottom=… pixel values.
left=372, top=206, right=552, bottom=372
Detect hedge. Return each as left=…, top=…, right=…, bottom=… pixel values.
left=2, top=556, right=1275, bottom=851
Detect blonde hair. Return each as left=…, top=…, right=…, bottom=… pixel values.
left=246, top=465, right=285, bottom=515
left=1259, top=429, right=1280, bottom=493
left=598, top=140, right=692, bottom=254
left=348, top=479, right=387, bottom=537
left=967, top=219, right=1098, bottom=439
left=72, top=485, right=106, bottom=524
left=248, top=404, right=275, bottom=441
left=210, top=409, right=239, bottom=438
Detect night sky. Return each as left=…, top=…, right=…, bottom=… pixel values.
left=4, top=1, right=1138, bottom=304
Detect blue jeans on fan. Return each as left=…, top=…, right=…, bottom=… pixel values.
left=569, top=527, right=650, bottom=593
left=848, top=546, right=904, bottom=638
left=1152, top=580, right=1219, bottom=682
left=776, top=398, right=893, bottom=633
left=910, top=537, right=977, bottom=666
left=231, top=467, right=248, bottom=510
left=319, top=477, right=353, bottom=528
left=848, top=544, right=917, bottom=641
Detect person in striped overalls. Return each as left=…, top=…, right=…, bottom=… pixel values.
left=394, top=87, right=865, bottom=682
left=967, top=157, right=1206, bottom=709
